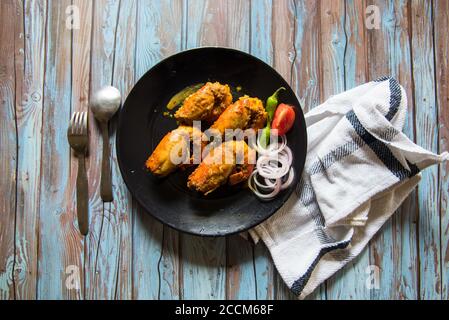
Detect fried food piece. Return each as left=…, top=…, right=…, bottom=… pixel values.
left=146, top=126, right=204, bottom=177
left=175, top=82, right=233, bottom=123
left=210, top=96, right=267, bottom=136
left=187, top=141, right=255, bottom=195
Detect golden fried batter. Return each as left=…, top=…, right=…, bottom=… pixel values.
left=187, top=141, right=255, bottom=195
left=175, top=82, right=233, bottom=123
left=210, top=96, right=267, bottom=136
left=146, top=126, right=204, bottom=177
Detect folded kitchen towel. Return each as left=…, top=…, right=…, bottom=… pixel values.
left=248, top=77, right=449, bottom=299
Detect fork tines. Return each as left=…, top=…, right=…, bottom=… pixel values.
left=69, top=111, right=88, bottom=135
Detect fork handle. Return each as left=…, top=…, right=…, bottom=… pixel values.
left=77, top=154, right=89, bottom=235
left=100, top=121, right=113, bottom=202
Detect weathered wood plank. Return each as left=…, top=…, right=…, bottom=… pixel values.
left=84, top=0, right=120, bottom=300
left=366, top=0, right=419, bottom=300
left=181, top=0, right=231, bottom=300
left=410, top=0, right=441, bottom=300
left=326, top=0, right=371, bottom=300
left=14, top=0, right=47, bottom=299
left=292, top=0, right=321, bottom=114
left=434, top=0, right=449, bottom=300
left=249, top=0, right=275, bottom=300
left=38, top=0, right=84, bottom=299
left=270, top=0, right=297, bottom=300
left=226, top=235, right=256, bottom=300
left=294, top=0, right=324, bottom=299
left=107, top=0, right=137, bottom=300
left=132, top=0, right=183, bottom=300
left=314, top=0, right=347, bottom=300
left=0, top=0, right=19, bottom=300
left=223, top=0, right=258, bottom=301
left=68, top=0, right=94, bottom=299
left=319, top=0, right=345, bottom=99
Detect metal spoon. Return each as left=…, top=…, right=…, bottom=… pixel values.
left=90, top=86, right=121, bottom=202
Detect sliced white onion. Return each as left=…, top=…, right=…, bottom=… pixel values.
left=248, top=170, right=281, bottom=200
left=254, top=134, right=287, bottom=156
left=254, top=172, right=277, bottom=190
left=257, top=156, right=290, bottom=179
left=248, top=134, right=295, bottom=201
left=280, top=167, right=295, bottom=190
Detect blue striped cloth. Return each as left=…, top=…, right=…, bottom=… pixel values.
left=249, top=77, right=448, bottom=299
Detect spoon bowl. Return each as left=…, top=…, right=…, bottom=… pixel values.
left=91, top=86, right=121, bottom=122
left=90, top=85, right=121, bottom=202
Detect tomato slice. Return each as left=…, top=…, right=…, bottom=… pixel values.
left=272, top=103, right=295, bottom=136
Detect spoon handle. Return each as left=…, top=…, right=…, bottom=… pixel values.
left=100, top=121, right=113, bottom=202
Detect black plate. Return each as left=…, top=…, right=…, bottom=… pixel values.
left=116, top=47, right=307, bottom=236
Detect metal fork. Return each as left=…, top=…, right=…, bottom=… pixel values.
left=67, top=111, right=89, bottom=235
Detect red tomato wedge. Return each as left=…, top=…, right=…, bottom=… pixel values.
left=272, top=103, right=295, bottom=136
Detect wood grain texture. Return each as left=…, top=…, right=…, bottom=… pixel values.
left=132, top=0, right=183, bottom=300
left=226, top=235, right=256, bottom=299
left=316, top=0, right=347, bottom=300
left=410, top=0, right=441, bottom=299
left=0, top=0, right=447, bottom=300
left=108, top=0, right=137, bottom=300
left=324, top=0, right=370, bottom=300
left=14, top=0, right=46, bottom=299
left=0, top=0, right=19, bottom=300
left=249, top=0, right=275, bottom=300
left=156, top=0, right=183, bottom=301
left=292, top=0, right=321, bottom=114
left=70, top=0, right=93, bottom=299
left=270, top=0, right=297, bottom=300
left=182, top=0, right=255, bottom=300
left=433, top=0, right=449, bottom=300
left=84, top=0, right=121, bottom=300
left=366, top=0, right=419, bottom=299
left=223, top=0, right=258, bottom=301
left=38, top=0, right=86, bottom=300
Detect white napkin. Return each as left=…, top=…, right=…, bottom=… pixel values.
left=249, top=77, right=449, bottom=299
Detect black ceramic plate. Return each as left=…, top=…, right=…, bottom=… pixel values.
left=116, top=47, right=307, bottom=236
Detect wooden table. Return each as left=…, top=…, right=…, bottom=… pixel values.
left=0, top=0, right=447, bottom=300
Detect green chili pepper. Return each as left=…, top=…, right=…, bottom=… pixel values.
left=260, top=87, right=285, bottom=148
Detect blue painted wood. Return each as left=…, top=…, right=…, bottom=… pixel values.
left=320, top=0, right=371, bottom=300
left=411, top=0, right=441, bottom=300
left=227, top=235, right=257, bottom=300
left=433, top=0, right=449, bottom=300
left=70, top=0, right=94, bottom=300
left=38, top=0, right=84, bottom=300
left=133, top=0, right=183, bottom=300
left=84, top=0, right=121, bottom=300
left=223, top=0, right=258, bottom=300
left=180, top=0, right=232, bottom=300
left=108, top=0, right=137, bottom=300
left=156, top=0, right=183, bottom=301
left=13, top=0, right=47, bottom=299
left=0, top=0, right=447, bottom=300
left=0, top=0, right=19, bottom=300
left=315, top=0, right=347, bottom=300
left=270, top=0, right=298, bottom=300
left=366, top=0, right=419, bottom=299
left=292, top=0, right=321, bottom=113
left=249, top=0, right=276, bottom=300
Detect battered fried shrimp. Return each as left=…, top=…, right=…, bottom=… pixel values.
left=210, top=96, right=267, bottom=136
left=175, top=82, right=233, bottom=123
left=146, top=126, right=204, bottom=177
left=187, top=141, right=255, bottom=195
